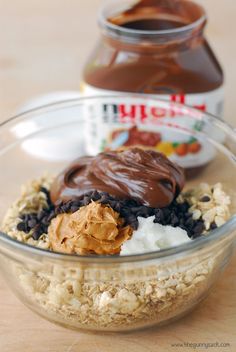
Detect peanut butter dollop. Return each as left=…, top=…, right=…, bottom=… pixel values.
left=48, top=202, right=132, bottom=255
left=50, top=148, right=185, bottom=208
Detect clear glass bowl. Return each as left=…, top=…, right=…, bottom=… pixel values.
left=0, top=95, right=236, bottom=332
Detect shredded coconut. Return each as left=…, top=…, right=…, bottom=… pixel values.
left=120, top=217, right=191, bottom=255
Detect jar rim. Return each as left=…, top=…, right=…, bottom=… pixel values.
left=98, top=0, right=207, bottom=42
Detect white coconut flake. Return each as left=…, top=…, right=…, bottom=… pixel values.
left=120, top=216, right=191, bottom=255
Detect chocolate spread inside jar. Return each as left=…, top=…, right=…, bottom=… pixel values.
left=83, top=0, right=223, bottom=96
left=82, top=0, right=224, bottom=172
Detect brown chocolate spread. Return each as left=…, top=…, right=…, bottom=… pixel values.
left=84, top=0, right=223, bottom=95
left=111, top=126, right=162, bottom=147
left=109, top=0, right=195, bottom=30
left=50, top=148, right=185, bottom=208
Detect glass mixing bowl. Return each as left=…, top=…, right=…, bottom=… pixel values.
left=0, top=95, right=236, bottom=332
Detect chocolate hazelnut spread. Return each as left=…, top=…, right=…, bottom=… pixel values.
left=83, top=0, right=223, bottom=95
left=50, top=148, right=185, bottom=208
left=81, top=0, right=224, bottom=169
left=111, top=126, right=162, bottom=147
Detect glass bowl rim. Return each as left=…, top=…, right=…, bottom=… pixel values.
left=0, top=94, right=236, bottom=264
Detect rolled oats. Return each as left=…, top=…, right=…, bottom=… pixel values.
left=186, top=183, right=231, bottom=231
left=0, top=177, right=231, bottom=330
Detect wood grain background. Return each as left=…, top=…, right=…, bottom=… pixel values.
left=0, top=1, right=236, bottom=351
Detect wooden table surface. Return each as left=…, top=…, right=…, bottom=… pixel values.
left=0, top=1, right=236, bottom=351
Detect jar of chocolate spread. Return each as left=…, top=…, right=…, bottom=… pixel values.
left=81, top=0, right=224, bottom=166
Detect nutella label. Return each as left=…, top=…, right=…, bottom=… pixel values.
left=81, top=83, right=224, bottom=168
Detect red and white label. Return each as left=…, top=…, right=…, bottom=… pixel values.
left=81, top=83, right=224, bottom=168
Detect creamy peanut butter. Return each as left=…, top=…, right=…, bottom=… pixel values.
left=48, top=202, right=132, bottom=255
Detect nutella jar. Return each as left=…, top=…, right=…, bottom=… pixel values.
left=81, top=0, right=224, bottom=165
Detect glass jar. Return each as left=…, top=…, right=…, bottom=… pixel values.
left=81, top=0, right=224, bottom=166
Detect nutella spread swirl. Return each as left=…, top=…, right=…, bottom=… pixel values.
left=50, top=148, right=185, bottom=208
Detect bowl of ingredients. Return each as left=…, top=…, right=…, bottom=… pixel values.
left=0, top=95, right=236, bottom=332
